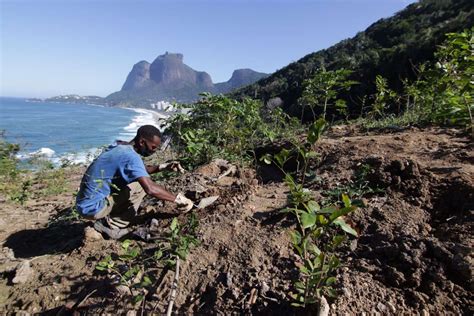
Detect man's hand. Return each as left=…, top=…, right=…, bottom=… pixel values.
left=174, top=193, right=194, bottom=212
left=159, top=161, right=185, bottom=173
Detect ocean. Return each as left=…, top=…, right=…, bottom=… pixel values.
left=0, top=97, right=168, bottom=164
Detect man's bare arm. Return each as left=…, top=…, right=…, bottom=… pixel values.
left=138, top=176, right=176, bottom=202
left=145, top=165, right=160, bottom=174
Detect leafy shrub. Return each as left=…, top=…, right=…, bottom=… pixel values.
left=358, top=28, right=473, bottom=134
left=432, top=27, right=473, bottom=134
left=95, top=213, right=200, bottom=304
left=298, top=68, right=357, bottom=121
left=262, top=119, right=360, bottom=308
left=165, top=93, right=298, bottom=168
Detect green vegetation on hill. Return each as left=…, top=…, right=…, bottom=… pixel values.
left=232, top=0, right=473, bottom=119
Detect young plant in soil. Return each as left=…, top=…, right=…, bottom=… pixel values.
left=262, top=118, right=360, bottom=308
left=95, top=213, right=200, bottom=306
left=324, top=163, right=384, bottom=204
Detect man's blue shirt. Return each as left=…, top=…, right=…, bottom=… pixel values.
left=75, top=143, right=149, bottom=216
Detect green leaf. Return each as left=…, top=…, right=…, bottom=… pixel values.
left=329, top=255, right=341, bottom=270
left=299, top=265, right=309, bottom=275
left=170, top=218, right=179, bottom=232
left=307, top=118, right=326, bottom=144
left=305, top=151, right=319, bottom=159
left=294, top=243, right=304, bottom=257
left=326, top=277, right=337, bottom=286
left=301, top=212, right=317, bottom=229
left=95, top=265, right=107, bottom=271
left=341, top=193, right=351, bottom=208
left=317, top=214, right=328, bottom=225
left=141, top=275, right=152, bottom=287
left=294, top=281, right=305, bottom=290
left=307, top=200, right=320, bottom=213
left=319, top=205, right=337, bottom=214
left=329, top=206, right=356, bottom=222
left=154, top=250, right=163, bottom=260
left=133, top=294, right=144, bottom=304
left=290, top=230, right=302, bottom=245
left=332, top=234, right=347, bottom=248
left=279, top=207, right=293, bottom=214
left=121, top=239, right=131, bottom=251
left=312, top=226, right=324, bottom=238
left=332, top=218, right=358, bottom=237
left=326, top=287, right=338, bottom=298
left=310, top=244, right=322, bottom=256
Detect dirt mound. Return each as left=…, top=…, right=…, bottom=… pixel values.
left=0, top=127, right=472, bottom=314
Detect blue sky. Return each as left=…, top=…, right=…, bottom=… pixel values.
left=1, top=0, right=416, bottom=98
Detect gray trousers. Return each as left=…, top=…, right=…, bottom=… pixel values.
left=89, top=182, right=147, bottom=228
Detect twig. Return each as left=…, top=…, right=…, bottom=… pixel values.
left=166, top=256, right=180, bottom=316
left=248, top=288, right=258, bottom=306
left=76, top=289, right=98, bottom=308
left=60, top=288, right=97, bottom=314
left=141, top=295, right=146, bottom=316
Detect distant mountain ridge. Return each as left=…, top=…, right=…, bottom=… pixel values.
left=106, top=52, right=268, bottom=107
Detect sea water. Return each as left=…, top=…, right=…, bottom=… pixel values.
left=0, top=97, right=168, bottom=164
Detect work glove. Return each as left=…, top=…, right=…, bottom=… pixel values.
left=159, top=161, right=185, bottom=173
left=174, top=193, right=194, bottom=212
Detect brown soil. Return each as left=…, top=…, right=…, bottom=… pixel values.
left=0, top=127, right=472, bottom=314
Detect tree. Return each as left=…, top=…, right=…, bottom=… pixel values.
left=298, top=68, right=357, bottom=121
left=434, top=27, right=473, bottom=136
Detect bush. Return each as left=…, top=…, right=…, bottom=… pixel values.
left=165, top=93, right=299, bottom=168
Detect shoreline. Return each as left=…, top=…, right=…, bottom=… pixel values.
left=5, top=99, right=176, bottom=166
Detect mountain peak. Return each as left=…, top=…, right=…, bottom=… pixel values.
left=108, top=52, right=267, bottom=107
left=149, top=52, right=212, bottom=87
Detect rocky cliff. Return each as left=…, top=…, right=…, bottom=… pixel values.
left=106, top=52, right=267, bottom=107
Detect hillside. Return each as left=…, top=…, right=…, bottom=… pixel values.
left=0, top=127, right=472, bottom=314
left=105, top=53, right=268, bottom=108
left=232, top=0, right=474, bottom=118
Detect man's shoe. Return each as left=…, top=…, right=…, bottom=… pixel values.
left=94, top=219, right=130, bottom=240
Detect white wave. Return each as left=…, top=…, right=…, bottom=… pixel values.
left=52, top=147, right=102, bottom=165
left=120, top=108, right=173, bottom=140
left=16, top=146, right=103, bottom=167
left=16, top=147, right=56, bottom=159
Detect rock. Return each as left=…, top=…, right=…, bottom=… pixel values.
left=343, top=287, right=352, bottom=297
left=349, top=239, right=358, bottom=251
left=12, top=261, right=33, bottom=284
left=377, top=302, right=387, bottom=312
left=84, top=226, right=103, bottom=242
left=1, top=247, right=16, bottom=261
left=260, top=281, right=270, bottom=295
left=318, top=295, right=329, bottom=316
left=150, top=218, right=160, bottom=230
left=226, top=272, right=233, bottom=288
left=116, top=285, right=131, bottom=296
left=386, top=301, right=396, bottom=313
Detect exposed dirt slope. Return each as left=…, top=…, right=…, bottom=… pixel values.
left=0, top=127, right=472, bottom=314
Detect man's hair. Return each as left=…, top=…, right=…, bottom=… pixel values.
left=136, top=125, right=161, bottom=140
